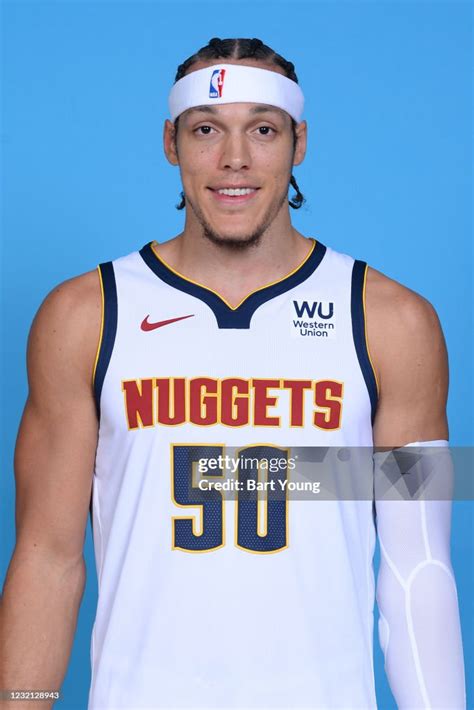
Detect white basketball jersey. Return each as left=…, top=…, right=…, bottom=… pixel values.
left=88, top=237, right=380, bottom=710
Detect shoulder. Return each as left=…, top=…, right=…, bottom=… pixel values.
left=28, top=269, right=102, bottom=390
left=364, top=266, right=447, bottom=392
left=31, top=268, right=101, bottom=336
left=365, top=265, right=441, bottom=332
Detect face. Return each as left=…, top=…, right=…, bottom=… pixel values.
left=164, top=61, right=307, bottom=249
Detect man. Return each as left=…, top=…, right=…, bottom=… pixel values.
left=1, top=37, right=466, bottom=709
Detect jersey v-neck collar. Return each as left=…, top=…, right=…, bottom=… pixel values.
left=139, top=238, right=327, bottom=329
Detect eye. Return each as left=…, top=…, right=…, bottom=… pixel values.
left=194, top=125, right=215, bottom=135
left=256, top=126, right=276, bottom=136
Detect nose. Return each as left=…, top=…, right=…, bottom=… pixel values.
left=218, top=131, right=251, bottom=171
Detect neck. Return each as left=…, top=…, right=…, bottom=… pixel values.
left=154, top=212, right=312, bottom=308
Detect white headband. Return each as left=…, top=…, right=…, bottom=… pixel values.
left=168, top=63, right=304, bottom=123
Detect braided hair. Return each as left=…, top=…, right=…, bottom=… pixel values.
left=173, top=37, right=305, bottom=210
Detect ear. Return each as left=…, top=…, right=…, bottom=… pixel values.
left=292, top=120, right=307, bottom=166
left=163, top=119, right=179, bottom=166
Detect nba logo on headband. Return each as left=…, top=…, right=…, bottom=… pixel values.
left=209, top=68, right=226, bottom=98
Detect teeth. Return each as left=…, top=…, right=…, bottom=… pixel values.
left=217, top=188, right=256, bottom=196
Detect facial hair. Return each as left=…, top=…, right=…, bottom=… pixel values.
left=184, top=180, right=290, bottom=252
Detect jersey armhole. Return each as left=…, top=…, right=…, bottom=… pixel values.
left=92, top=262, right=118, bottom=417
left=351, top=260, right=380, bottom=423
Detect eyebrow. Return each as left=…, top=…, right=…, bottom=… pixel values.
left=250, top=105, right=286, bottom=117
left=184, top=104, right=286, bottom=118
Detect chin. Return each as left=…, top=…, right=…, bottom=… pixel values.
left=203, top=226, right=263, bottom=250
left=212, top=227, right=255, bottom=241
left=186, top=193, right=271, bottom=250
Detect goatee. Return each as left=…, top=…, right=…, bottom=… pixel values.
left=185, top=187, right=289, bottom=252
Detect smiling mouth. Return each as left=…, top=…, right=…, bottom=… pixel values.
left=208, top=187, right=260, bottom=203
left=214, top=187, right=257, bottom=196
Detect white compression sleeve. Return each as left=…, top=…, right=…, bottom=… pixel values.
left=374, top=441, right=466, bottom=709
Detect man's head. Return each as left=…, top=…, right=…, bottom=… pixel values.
left=163, top=38, right=307, bottom=250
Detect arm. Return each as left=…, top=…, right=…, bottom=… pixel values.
left=366, top=267, right=466, bottom=709
left=0, top=270, right=101, bottom=709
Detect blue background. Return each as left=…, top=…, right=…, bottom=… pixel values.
left=1, top=1, right=472, bottom=708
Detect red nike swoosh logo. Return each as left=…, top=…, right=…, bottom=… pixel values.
left=141, top=314, right=195, bottom=331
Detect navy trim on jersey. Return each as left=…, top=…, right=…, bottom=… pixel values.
left=94, top=262, right=118, bottom=417
left=351, top=260, right=378, bottom=423
left=139, top=239, right=327, bottom=329
left=89, top=494, right=94, bottom=534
